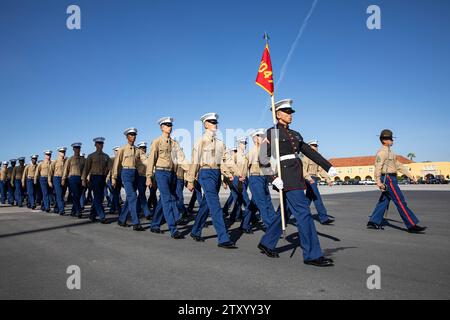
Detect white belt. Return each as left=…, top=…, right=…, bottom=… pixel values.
left=280, top=154, right=299, bottom=161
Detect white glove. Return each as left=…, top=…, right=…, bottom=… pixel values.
left=328, top=167, right=338, bottom=177
left=272, top=177, right=284, bottom=190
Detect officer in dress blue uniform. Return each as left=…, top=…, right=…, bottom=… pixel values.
left=367, top=129, right=427, bottom=233
left=257, top=99, right=338, bottom=267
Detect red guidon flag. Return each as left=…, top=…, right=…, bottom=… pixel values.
left=255, top=44, right=274, bottom=96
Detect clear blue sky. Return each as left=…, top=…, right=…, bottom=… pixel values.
left=1, top=0, right=449, bottom=162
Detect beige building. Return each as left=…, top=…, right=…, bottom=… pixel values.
left=327, top=156, right=450, bottom=181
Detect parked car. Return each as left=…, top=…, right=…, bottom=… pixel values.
left=318, top=181, right=327, bottom=186
left=360, top=179, right=376, bottom=185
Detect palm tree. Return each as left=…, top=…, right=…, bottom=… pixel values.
left=407, top=152, right=416, bottom=161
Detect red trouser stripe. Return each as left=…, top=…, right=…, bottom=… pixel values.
left=387, top=176, right=415, bottom=227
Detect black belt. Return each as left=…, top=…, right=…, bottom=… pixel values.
left=382, top=173, right=397, bottom=177
left=155, top=167, right=174, bottom=172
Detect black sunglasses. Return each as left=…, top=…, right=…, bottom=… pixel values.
left=206, top=120, right=218, bottom=125
left=161, top=123, right=173, bottom=127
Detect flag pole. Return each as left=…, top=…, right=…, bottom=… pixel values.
left=265, top=33, right=287, bottom=238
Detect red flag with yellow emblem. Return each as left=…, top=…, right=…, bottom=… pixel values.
left=255, top=44, right=274, bottom=96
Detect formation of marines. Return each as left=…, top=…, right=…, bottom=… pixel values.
left=0, top=99, right=427, bottom=267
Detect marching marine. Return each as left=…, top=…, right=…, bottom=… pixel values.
left=22, top=155, right=39, bottom=209
left=257, top=99, right=338, bottom=267
left=303, top=140, right=334, bottom=225
left=247, top=129, right=276, bottom=230
left=11, top=157, right=26, bottom=207
left=62, top=143, right=85, bottom=217
left=367, top=129, right=426, bottom=233
left=146, top=117, right=189, bottom=238
left=0, top=161, right=9, bottom=204
left=82, top=137, right=111, bottom=223
left=186, top=113, right=237, bottom=248
left=112, top=127, right=145, bottom=231
left=49, top=147, right=67, bottom=215
left=34, top=151, right=52, bottom=212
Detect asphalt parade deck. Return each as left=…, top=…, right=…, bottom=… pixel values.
left=0, top=189, right=449, bottom=299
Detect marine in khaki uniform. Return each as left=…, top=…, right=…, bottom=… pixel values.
left=11, top=157, right=26, bottom=207
left=226, top=137, right=254, bottom=233
left=247, top=129, right=276, bottom=230
left=62, top=143, right=84, bottom=217
left=367, top=129, right=426, bottom=233
left=175, top=162, right=188, bottom=219
left=302, top=140, right=334, bottom=225
left=82, top=137, right=111, bottom=224
left=1, top=161, right=9, bottom=204
left=22, top=155, right=38, bottom=209
left=221, top=148, right=237, bottom=217
left=136, top=141, right=151, bottom=219
left=146, top=117, right=189, bottom=238
left=34, top=151, right=52, bottom=212
left=186, top=113, right=237, bottom=248
left=106, top=146, right=121, bottom=214
left=49, top=147, right=67, bottom=215
left=6, top=159, right=16, bottom=205
left=112, top=127, right=145, bottom=231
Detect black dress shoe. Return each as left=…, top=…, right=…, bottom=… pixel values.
left=77, top=214, right=83, bottom=219
left=171, top=231, right=185, bottom=239
left=321, top=218, right=335, bottom=225
left=239, top=227, right=253, bottom=234
left=258, top=243, right=279, bottom=258
left=117, top=221, right=128, bottom=227
left=367, top=221, right=383, bottom=230
left=218, top=241, right=238, bottom=249
left=304, top=256, right=334, bottom=267
left=100, top=219, right=110, bottom=224
left=407, top=225, right=427, bottom=233
left=133, top=225, right=145, bottom=232
left=150, top=228, right=163, bottom=234
left=146, top=215, right=152, bottom=221
left=190, top=233, right=205, bottom=242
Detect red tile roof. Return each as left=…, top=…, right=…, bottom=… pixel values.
left=328, top=156, right=413, bottom=167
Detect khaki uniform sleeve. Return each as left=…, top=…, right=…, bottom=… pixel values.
left=240, top=154, right=249, bottom=178
left=186, top=139, right=202, bottom=183
left=22, top=166, right=28, bottom=186
left=34, top=164, right=41, bottom=184
left=374, top=150, right=388, bottom=184
left=48, top=161, right=55, bottom=185
left=220, top=151, right=232, bottom=178
left=82, top=156, right=92, bottom=182
left=112, top=148, right=124, bottom=181
left=173, top=141, right=190, bottom=171
left=396, top=159, right=414, bottom=179
left=302, top=157, right=311, bottom=181
left=146, top=139, right=159, bottom=179
left=62, top=158, right=70, bottom=180
left=318, top=165, right=331, bottom=183
left=11, top=167, right=16, bottom=186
